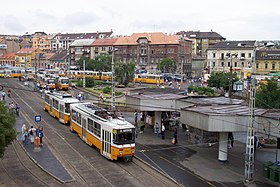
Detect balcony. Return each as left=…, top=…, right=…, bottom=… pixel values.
left=240, top=57, right=245, bottom=60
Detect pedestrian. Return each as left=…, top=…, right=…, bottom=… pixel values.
left=7, top=88, right=11, bottom=98
left=2, top=90, right=6, bottom=101
left=259, top=137, right=265, bottom=148
left=29, top=126, right=36, bottom=144
left=228, top=132, right=234, bottom=148
left=134, top=111, right=138, bottom=128
left=15, top=104, right=20, bottom=116
left=23, top=128, right=29, bottom=145
left=254, top=135, right=259, bottom=150
left=38, top=127, right=44, bottom=146
left=155, top=122, right=160, bottom=136
left=161, top=123, right=165, bottom=140
left=173, top=127, right=178, bottom=144
left=21, top=124, right=28, bottom=145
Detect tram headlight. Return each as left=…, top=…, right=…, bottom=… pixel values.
left=119, top=151, right=123, bottom=155
left=131, top=149, right=135, bottom=153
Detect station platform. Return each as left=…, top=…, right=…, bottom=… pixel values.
left=135, top=124, right=278, bottom=186
left=5, top=96, right=73, bottom=183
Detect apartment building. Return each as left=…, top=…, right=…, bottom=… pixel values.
left=113, top=32, right=192, bottom=76
left=177, top=30, right=225, bottom=57
left=207, top=40, right=256, bottom=79
left=51, top=31, right=113, bottom=51
left=31, top=32, right=53, bottom=51
left=255, top=50, right=280, bottom=75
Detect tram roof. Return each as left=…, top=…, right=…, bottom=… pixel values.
left=71, top=103, right=134, bottom=128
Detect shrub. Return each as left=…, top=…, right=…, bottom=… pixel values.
left=103, top=86, right=111, bottom=94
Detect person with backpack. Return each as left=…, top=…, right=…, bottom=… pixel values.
left=38, top=127, right=44, bottom=146
left=15, top=104, right=20, bottom=116
left=29, top=126, right=36, bottom=144
left=2, top=90, right=6, bottom=101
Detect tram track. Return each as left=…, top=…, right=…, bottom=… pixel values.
left=8, top=79, right=178, bottom=186
left=0, top=140, right=63, bottom=187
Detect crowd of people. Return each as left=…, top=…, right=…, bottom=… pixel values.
left=21, top=124, right=44, bottom=146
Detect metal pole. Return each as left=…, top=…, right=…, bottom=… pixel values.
left=244, top=48, right=256, bottom=184
left=111, top=48, right=115, bottom=112
left=83, top=59, right=85, bottom=88
left=67, top=52, right=70, bottom=79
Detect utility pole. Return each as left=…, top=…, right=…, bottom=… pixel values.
left=244, top=50, right=256, bottom=184
left=111, top=47, right=116, bottom=113
left=83, top=59, right=86, bottom=88
left=228, top=65, right=233, bottom=98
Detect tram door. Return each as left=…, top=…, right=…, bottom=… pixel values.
left=102, top=130, right=111, bottom=158
left=82, top=118, right=87, bottom=141
left=50, top=98, right=53, bottom=115
left=59, top=104, right=64, bottom=122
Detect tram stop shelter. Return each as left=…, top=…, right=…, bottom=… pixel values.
left=127, top=90, right=280, bottom=162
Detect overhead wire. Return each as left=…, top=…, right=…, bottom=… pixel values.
left=3, top=80, right=280, bottom=137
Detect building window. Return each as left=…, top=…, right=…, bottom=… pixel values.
left=221, top=62, right=224, bottom=67
left=234, top=62, right=237, bottom=67
left=101, top=47, right=105, bottom=51
left=241, top=53, right=245, bottom=59
left=140, top=48, right=147, bottom=55
left=168, top=48, right=174, bottom=54
left=213, top=53, right=216, bottom=58
left=265, top=63, right=268, bottom=69
left=242, top=62, right=244, bottom=67
left=272, top=63, right=275, bottom=70
left=256, top=63, right=259, bottom=69
left=221, top=53, right=224, bottom=59
left=228, top=62, right=231, bottom=67
left=248, top=53, right=252, bottom=58
left=212, top=62, right=215, bottom=67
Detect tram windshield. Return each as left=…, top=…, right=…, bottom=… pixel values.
left=61, top=79, right=69, bottom=84
left=48, top=79, right=55, bottom=84
left=113, top=129, right=135, bottom=145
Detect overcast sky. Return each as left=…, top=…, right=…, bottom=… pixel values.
left=1, top=0, right=279, bottom=40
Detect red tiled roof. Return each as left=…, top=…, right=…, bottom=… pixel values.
left=91, top=38, right=118, bottom=46
left=114, top=32, right=180, bottom=45
left=0, top=53, right=15, bottom=59
left=16, top=48, right=37, bottom=54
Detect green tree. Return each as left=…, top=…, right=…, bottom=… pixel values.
left=95, top=54, right=112, bottom=71
left=76, top=57, right=91, bottom=70
left=0, top=101, right=17, bottom=157
left=188, top=85, right=215, bottom=96
left=158, top=57, right=176, bottom=73
left=207, top=72, right=239, bottom=91
left=115, top=61, right=136, bottom=86
left=256, top=79, right=280, bottom=108
left=76, top=77, right=96, bottom=87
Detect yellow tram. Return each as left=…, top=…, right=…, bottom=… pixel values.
left=70, top=103, right=135, bottom=161
left=134, top=73, right=164, bottom=84
left=55, top=77, right=70, bottom=90
left=44, top=91, right=80, bottom=124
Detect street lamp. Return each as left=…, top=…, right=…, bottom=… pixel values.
left=111, top=47, right=117, bottom=113
left=83, top=59, right=86, bottom=88
left=81, top=49, right=86, bottom=88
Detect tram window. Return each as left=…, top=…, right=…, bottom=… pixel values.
left=71, top=110, right=77, bottom=121
left=53, top=99, right=59, bottom=109
left=61, top=79, right=69, bottom=84
left=88, top=118, right=94, bottom=133
left=65, top=103, right=70, bottom=113
left=77, top=113, right=81, bottom=124
left=93, top=122, right=101, bottom=137
left=45, top=95, right=50, bottom=104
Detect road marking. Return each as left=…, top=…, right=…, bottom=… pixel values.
left=159, top=156, right=219, bottom=187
